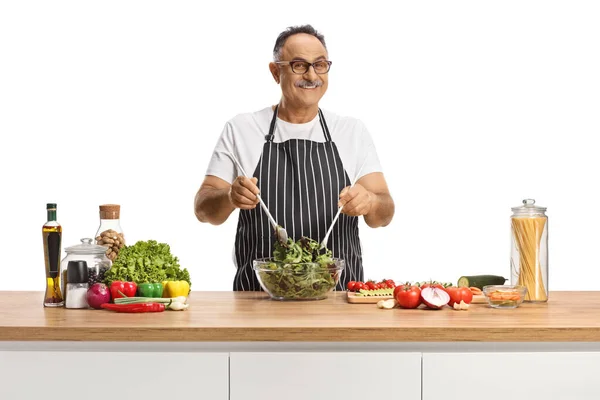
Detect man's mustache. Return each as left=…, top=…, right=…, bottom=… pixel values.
left=295, top=79, right=323, bottom=88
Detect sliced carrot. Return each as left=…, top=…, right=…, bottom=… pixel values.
left=470, top=287, right=483, bottom=295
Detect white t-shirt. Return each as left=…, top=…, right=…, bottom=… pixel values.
left=206, top=106, right=383, bottom=184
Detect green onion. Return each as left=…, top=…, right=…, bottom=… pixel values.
left=114, top=296, right=186, bottom=305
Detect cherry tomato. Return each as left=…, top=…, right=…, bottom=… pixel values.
left=347, top=281, right=357, bottom=291
left=365, top=281, right=377, bottom=290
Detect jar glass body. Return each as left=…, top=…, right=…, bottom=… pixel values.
left=95, top=218, right=123, bottom=238
left=95, top=219, right=125, bottom=262
left=59, top=239, right=112, bottom=297
left=510, top=210, right=549, bottom=302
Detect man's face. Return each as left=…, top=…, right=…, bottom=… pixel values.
left=270, top=33, right=329, bottom=109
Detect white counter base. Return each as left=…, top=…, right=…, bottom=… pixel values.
left=2, top=342, right=600, bottom=399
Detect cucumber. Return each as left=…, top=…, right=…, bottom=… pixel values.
left=457, top=275, right=507, bottom=289
left=356, top=288, right=394, bottom=297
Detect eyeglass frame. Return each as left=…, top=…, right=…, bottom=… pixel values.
left=274, top=59, right=333, bottom=74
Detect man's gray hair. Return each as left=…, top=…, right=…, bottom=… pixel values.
left=272, top=24, right=327, bottom=62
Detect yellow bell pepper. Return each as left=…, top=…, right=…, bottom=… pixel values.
left=162, top=280, right=190, bottom=298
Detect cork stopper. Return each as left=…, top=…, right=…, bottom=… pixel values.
left=99, top=204, right=120, bottom=220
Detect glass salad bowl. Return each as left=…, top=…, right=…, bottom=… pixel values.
left=253, top=258, right=345, bottom=301
left=483, top=285, right=528, bottom=308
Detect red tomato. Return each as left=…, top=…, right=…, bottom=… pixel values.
left=347, top=281, right=357, bottom=291
left=365, top=281, right=377, bottom=290
left=446, top=286, right=473, bottom=306
left=394, top=285, right=422, bottom=309
left=355, top=282, right=365, bottom=291
left=393, top=282, right=411, bottom=298
left=393, top=285, right=403, bottom=298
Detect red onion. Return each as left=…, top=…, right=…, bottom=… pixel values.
left=420, top=287, right=450, bottom=309
left=87, top=283, right=111, bottom=309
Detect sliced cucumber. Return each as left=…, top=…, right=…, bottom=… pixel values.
left=356, top=288, right=394, bottom=296
left=457, top=275, right=507, bottom=289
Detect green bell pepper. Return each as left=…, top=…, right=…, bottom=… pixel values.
left=137, top=282, right=164, bottom=298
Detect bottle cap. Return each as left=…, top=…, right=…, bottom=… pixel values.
left=99, top=204, right=120, bottom=219
left=67, top=260, right=89, bottom=284
left=46, top=203, right=57, bottom=210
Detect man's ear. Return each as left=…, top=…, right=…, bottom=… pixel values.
left=269, top=62, right=280, bottom=84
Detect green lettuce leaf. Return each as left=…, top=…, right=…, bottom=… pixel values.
left=103, top=240, right=191, bottom=287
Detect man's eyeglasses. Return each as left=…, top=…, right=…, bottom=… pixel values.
left=275, top=60, right=332, bottom=74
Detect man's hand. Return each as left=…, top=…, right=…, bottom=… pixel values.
left=195, top=175, right=260, bottom=225
left=338, top=183, right=373, bottom=217
left=337, top=172, right=395, bottom=228
left=229, top=176, right=260, bottom=210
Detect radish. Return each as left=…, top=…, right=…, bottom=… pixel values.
left=420, top=287, right=450, bottom=309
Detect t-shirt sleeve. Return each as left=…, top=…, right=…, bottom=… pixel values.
left=354, top=120, right=383, bottom=182
left=205, top=121, right=236, bottom=185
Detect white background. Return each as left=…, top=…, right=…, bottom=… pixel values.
left=1, top=1, right=599, bottom=292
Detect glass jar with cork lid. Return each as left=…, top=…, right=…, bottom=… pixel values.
left=95, top=204, right=125, bottom=262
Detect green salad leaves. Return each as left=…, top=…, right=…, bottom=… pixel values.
left=273, top=236, right=335, bottom=264
left=257, top=237, right=340, bottom=299
left=103, top=240, right=191, bottom=287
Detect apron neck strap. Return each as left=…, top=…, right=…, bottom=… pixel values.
left=265, top=105, right=332, bottom=143
left=265, top=104, right=279, bottom=142
left=318, top=108, right=332, bottom=142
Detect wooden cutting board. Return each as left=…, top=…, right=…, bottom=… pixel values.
left=346, top=291, right=393, bottom=304
left=346, top=291, right=487, bottom=304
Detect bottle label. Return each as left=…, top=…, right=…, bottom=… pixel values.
left=47, top=232, right=60, bottom=278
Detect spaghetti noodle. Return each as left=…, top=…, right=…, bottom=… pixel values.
left=511, top=216, right=547, bottom=301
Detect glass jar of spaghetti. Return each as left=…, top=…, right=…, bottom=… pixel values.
left=510, top=199, right=548, bottom=302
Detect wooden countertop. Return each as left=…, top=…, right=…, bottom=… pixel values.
left=0, top=291, right=598, bottom=342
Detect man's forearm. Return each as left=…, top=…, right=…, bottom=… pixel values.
left=194, top=187, right=236, bottom=225
left=364, top=192, right=395, bottom=228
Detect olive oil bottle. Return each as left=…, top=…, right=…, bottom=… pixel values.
left=43, top=203, right=64, bottom=306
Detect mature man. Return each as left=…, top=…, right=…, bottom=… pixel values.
left=195, top=25, right=394, bottom=291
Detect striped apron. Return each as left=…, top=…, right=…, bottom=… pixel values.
left=233, top=105, right=363, bottom=291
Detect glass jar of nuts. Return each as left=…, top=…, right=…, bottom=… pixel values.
left=95, top=204, right=125, bottom=261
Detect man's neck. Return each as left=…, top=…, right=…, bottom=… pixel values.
left=275, top=101, right=318, bottom=124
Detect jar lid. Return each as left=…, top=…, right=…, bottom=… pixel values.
left=511, top=198, right=547, bottom=214
left=65, top=238, right=108, bottom=255
left=100, top=204, right=120, bottom=219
